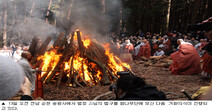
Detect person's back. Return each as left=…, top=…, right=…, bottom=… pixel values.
left=18, top=52, right=36, bottom=93
left=115, top=75, right=167, bottom=100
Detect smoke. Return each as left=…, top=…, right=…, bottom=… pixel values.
left=0, top=0, right=121, bottom=44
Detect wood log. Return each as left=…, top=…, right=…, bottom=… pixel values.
left=37, top=36, right=53, bottom=56
left=93, top=91, right=113, bottom=100
left=56, top=63, right=65, bottom=86
left=28, top=36, right=41, bottom=57
left=85, top=53, right=111, bottom=85
left=66, top=33, right=75, bottom=86
left=53, top=33, right=65, bottom=48
left=30, top=36, right=53, bottom=64
left=45, top=41, right=69, bottom=83
left=74, top=69, right=88, bottom=86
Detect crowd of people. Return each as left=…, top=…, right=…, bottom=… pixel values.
left=112, top=31, right=209, bottom=58
left=110, top=30, right=211, bottom=77
left=0, top=17, right=212, bottom=100
left=0, top=44, right=29, bottom=61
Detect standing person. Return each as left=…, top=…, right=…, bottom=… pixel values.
left=169, top=39, right=201, bottom=75
left=120, top=39, right=134, bottom=62
left=13, top=46, right=23, bottom=61
left=18, top=51, right=36, bottom=93
left=0, top=46, right=12, bottom=57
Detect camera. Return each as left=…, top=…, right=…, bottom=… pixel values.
left=187, top=22, right=212, bottom=32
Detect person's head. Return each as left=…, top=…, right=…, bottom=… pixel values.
left=21, top=51, right=32, bottom=60
left=125, top=39, right=130, bottom=44
left=152, top=36, right=156, bottom=39
left=204, top=39, right=208, bottom=43
left=177, top=39, right=184, bottom=45
left=158, top=47, right=162, bottom=52
left=143, top=39, right=147, bottom=43
left=162, top=41, right=166, bottom=45
left=200, top=39, right=204, bottom=43
left=164, top=35, right=168, bottom=39
left=3, top=46, right=7, bottom=50
left=153, top=41, right=157, bottom=44
left=116, top=75, right=146, bottom=99
left=0, top=56, right=24, bottom=100
left=191, top=38, right=195, bottom=41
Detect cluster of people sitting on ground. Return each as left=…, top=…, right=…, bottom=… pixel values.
left=110, top=30, right=211, bottom=78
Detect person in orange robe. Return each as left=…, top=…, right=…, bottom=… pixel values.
left=169, top=39, right=201, bottom=75
left=135, top=39, right=151, bottom=60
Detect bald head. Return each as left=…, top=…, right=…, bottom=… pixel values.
left=21, top=51, right=32, bottom=60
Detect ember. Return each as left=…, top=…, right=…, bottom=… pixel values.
left=32, top=30, right=131, bottom=87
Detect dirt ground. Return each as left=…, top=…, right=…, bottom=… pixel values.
left=43, top=61, right=211, bottom=100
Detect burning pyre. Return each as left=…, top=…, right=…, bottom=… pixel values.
left=33, top=30, right=131, bottom=87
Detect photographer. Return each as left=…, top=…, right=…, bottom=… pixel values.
left=201, top=17, right=212, bottom=78
left=0, top=56, right=32, bottom=100
left=111, top=75, right=167, bottom=100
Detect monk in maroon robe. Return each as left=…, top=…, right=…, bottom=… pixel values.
left=151, top=41, right=159, bottom=56
left=169, top=39, right=201, bottom=75
left=202, top=53, right=212, bottom=75
left=135, top=40, right=151, bottom=60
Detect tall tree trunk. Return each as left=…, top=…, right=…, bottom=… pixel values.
left=166, top=0, right=171, bottom=32
left=67, top=0, right=75, bottom=20
left=2, top=2, right=8, bottom=46
left=30, top=0, right=35, bottom=18
left=102, top=0, right=106, bottom=14
left=46, top=0, right=52, bottom=23
left=12, top=1, right=17, bottom=26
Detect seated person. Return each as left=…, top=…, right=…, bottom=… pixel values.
left=169, top=39, right=201, bottom=75
left=154, top=47, right=165, bottom=56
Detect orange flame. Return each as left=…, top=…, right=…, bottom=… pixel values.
left=103, top=43, right=131, bottom=74
left=37, top=49, right=62, bottom=79
left=37, top=30, right=131, bottom=85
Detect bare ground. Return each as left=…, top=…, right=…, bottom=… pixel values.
left=43, top=61, right=211, bottom=100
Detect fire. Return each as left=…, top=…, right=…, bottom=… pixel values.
left=103, top=43, right=131, bottom=74
left=37, top=29, right=131, bottom=86
left=37, top=49, right=62, bottom=79
left=82, top=39, right=90, bottom=48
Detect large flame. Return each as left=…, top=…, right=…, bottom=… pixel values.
left=37, top=49, right=62, bottom=79
left=37, top=30, right=130, bottom=85
left=103, top=43, right=131, bottom=74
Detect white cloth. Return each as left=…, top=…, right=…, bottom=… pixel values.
left=0, top=50, right=12, bottom=57
left=154, top=51, right=165, bottom=56
left=195, top=43, right=202, bottom=49
left=159, top=44, right=164, bottom=48
left=134, top=42, right=145, bottom=56
left=13, top=50, right=23, bottom=61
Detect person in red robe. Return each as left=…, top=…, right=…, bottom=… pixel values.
left=135, top=39, right=151, bottom=60
left=169, top=39, right=201, bottom=75
left=202, top=53, right=212, bottom=76
left=151, top=41, right=159, bottom=56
